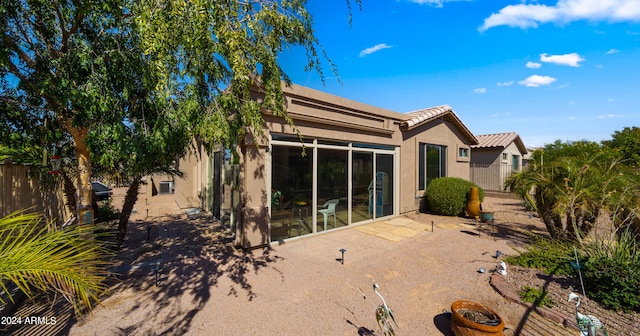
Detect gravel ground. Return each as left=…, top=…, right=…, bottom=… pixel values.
left=479, top=195, right=640, bottom=336
left=61, top=191, right=636, bottom=335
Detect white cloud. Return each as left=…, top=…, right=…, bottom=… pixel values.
left=408, top=0, right=470, bottom=7
left=479, top=0, right=640, bottom=31
left=474, top=88, right=487, bottom=94
left=526, top=61, right=542, bottom=68
left=497, top=81, right=514, bottom=86
left=518, top=75, right=557, bottom=87
left=607, top=98, right=614, bottom=102
left=540, top=53, right=584, bottom=67
left=359, top=43, right=393, bottom=57
left=606, top=48, right=620, bottom=54
left=597, top=114, right=623, bottom=118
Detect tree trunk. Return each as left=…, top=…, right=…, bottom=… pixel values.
left=117, top=178, right=141, bottom=245
left=536, top=189, right=563, bottom=240
left=66, top=123, right=93, bottom=224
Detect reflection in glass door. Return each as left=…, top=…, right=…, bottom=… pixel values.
left=270, top=146, right=313, bottom=241
left=316, top=148, right=348, bottom=231
left=375, top=154, right=394, bottom=217
left=351, top=152, right=373, bottom=223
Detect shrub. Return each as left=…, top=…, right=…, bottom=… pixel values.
left=518, top=286, right=556, bottom=308
left=425, top=177, right=484, bottom=216
left=94, top=203, right=120, bottom=224
left=582, top=229, right=640, bottom=312
left=504, top=236, right=575, bottom=276
left=583, top=257, right=640, bottom=312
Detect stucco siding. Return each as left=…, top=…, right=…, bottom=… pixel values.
left=400, top=118, right=474, bottom=213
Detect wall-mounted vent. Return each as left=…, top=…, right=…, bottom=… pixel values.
left=159, top=181, right=174, bottom=194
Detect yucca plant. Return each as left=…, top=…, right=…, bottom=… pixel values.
left=0, top=210, right=112, bottom=315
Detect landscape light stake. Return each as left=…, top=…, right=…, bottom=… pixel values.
left=432, top=221, right=434, bottom=232
left=573, top=246, right=587, bottom=298
left=340, top=248, right=346, bottom=264
left=152, top=262, right=161, bottom=286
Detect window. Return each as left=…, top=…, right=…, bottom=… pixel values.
left=502, top=153, right=508, bottom=161
left=458, top=147, right=469, bottom=158
left=418, top=143, right=446, bottom=190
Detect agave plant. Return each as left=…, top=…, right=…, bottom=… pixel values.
left=0, top=210, right=112, bottom=315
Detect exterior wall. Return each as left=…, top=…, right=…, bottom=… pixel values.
left=179, top=84, right=478, bottom=247
left=470, top=148, right=501, bottom=166
left=502, top=142, right=523, bottom=170
left=400, top=117, right=474, bottom=213
left=235, top=132, right=270, bottom=248
left=175, top=143, right=211, bottom=210
left=146, top=141, right=211, bottom=211
left=470, top=142, right=524, bottom=192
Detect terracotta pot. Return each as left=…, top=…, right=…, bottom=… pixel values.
left=450, top=300, right=504, bottom=336
left=466, top=187, right=482, bottom=218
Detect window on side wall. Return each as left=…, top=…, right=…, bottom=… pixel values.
left=418, top=143, right=447, bottom=190
left=457, top=146, right=469, bottom=162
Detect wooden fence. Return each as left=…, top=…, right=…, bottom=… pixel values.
left=0, top=160, right=70, bottom=227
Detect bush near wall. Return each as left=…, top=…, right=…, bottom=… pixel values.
left=425, top=177, right=484, bottom=216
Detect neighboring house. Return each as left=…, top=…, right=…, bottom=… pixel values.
left=470, top=132, right=528, bottom=192
left=522, top=147, right=538, bottom=169
left=165, top=83, right=479, bottom=248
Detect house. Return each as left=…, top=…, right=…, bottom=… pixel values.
left=470, top=132, right=528, bottom=192
left=151, top=83, right=479, bottom=248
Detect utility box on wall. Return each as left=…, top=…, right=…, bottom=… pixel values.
left=159, top=181, right=174, bottom=194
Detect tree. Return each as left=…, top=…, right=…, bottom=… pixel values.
left=89, top=101, right=191, bottom=244
left=132, top=0, right=359, bottom=147
left=0, top=210, right=111, bottom=314
left=506, top=140, right=639, bottom=244
left=1, top=0, right=144, bottom=223
left=605, top=126, right=640, bottom=169
left=2, top=0, right=359, bottom=224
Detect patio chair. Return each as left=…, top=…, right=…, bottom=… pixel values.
left=318, top=199, right=339, bottom=231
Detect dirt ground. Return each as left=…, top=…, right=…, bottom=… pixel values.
left=57, top=190, right=588, bottom=335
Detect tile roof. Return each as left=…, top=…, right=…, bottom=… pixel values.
left=402, top=104, right=453, bottom=128
left=401, top=105, right=478, bottom=144
left=472, top=132, right=528, bottom=154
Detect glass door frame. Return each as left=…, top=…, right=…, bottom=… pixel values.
left=269, top=136, right=399, bottom=238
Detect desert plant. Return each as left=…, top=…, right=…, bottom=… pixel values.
left=425, top=177, right=484, bottom=216
left=0, top=210, right=112, bottom=315
left=583, top=257, right=640, bottom=312
left=518, top=286, right=556, bottom=308
left=504, top=236, right=576, bottom=276
left=582, top=228, right=640, bottom=312
left=505, top=141, right=639, bottom=245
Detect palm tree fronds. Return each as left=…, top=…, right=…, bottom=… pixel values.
left=0, top=210, right=113, bottom=314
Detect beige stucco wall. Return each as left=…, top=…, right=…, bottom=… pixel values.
left=399, top=117, right=474, bottom=213
left=470, top=149, right=500, bottom=165
left=179, top=83, right=479, bottom=247
left=471, top=141, right=525, bottom=167
left=146, top=140, right=211, bottom=211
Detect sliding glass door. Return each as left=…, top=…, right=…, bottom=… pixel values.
left=351, top=151, right=373, bottom=223
left=316, top=148, right=348, bottom=231
left=270, top=137, right=397, bottom=241
left=270, top=146, right=313, bottom=240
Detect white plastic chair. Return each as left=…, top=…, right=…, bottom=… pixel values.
left=318, top=199, right=339, bottom=231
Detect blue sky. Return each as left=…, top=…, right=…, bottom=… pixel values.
left=279, top=0, right=640, bottom=148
